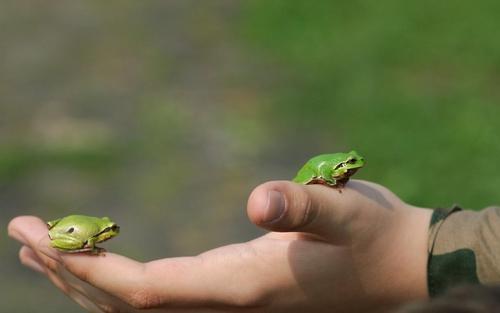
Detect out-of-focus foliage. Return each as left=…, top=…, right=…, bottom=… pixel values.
left=1, top=1, right=500, bottom=312
left=242, top=0, right=500, bottom=208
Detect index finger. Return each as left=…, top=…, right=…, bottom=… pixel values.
left=8, top=216, right=208, bottom=309
left=8, top=216, right=145, bottom=299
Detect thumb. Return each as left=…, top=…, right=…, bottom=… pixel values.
left=247, top=180, right=381, bottom=245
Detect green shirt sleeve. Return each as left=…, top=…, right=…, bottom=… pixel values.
left=428, top=206, right=500, bottom=297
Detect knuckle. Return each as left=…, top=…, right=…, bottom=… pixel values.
left=301, top=186, right=325, bottom=225
left=301, top=194, right=315, bottom=226
left=290, top=186, right=319, bottom=230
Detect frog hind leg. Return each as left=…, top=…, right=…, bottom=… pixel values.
left=50, top=235, right=87, bottom=251
left=56, top=238, right=105, bottom=254
left=307, top=177, right=340, bottom=187
left=59, top=247, right=94, bottom=253
left=306, top=177, right=345, bottom=192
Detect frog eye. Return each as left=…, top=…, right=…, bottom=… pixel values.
left=110, top=224, right=119, bottom=232
left=67, top=227, right=75, bottom=233
left=347, top=158, right=357, bottom=164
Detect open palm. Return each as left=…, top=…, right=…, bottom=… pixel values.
left=8, top=180, right=432, bottom=312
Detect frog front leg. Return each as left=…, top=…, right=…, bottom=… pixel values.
left=315, top=166, right=340, bottom=189
left=85, top=236, right=106, bottom=254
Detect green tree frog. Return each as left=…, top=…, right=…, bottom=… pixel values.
left=47, top=215, right=120, bottom=253
left=293, top=151, right=365, bottom=188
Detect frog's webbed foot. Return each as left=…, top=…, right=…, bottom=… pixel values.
left=334, top=178, right=351, bottom=193
left=326, top=182, right=343, bottom=193
left=91, top=246, right=106, bottom=255
left=85, top=238, right=106, bottom=254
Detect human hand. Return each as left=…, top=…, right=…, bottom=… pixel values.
left=8, top=180, right=432, bottom=313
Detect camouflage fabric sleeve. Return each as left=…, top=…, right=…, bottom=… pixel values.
left=427, top=205, right=500, bottom=297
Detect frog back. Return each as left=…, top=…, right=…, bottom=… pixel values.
left=293, top=154, right=342, bottom=184
left=48, top=215, right=102, bottom=239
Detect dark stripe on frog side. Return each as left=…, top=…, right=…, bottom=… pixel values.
left=306, top=168, right=359, bottom=187
left=89, top=225, right=120, bottom=244
left=94, top=226, right=112, bottom=238
left=333, top=168, right=359, bottom=180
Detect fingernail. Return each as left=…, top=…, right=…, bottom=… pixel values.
left=264, top=191, right=285, bottom=223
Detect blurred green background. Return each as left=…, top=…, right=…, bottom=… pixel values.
left=2, top=1, right=500, bottom=311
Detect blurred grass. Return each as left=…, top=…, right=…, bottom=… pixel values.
left=241, top=0, right=500, bottom=208
left=0, top=144, right=119, bottom=182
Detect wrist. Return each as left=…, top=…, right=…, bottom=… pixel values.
left=361, top=205, right=433, bottom=306
left=396, top=206, right=433, bottom=300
